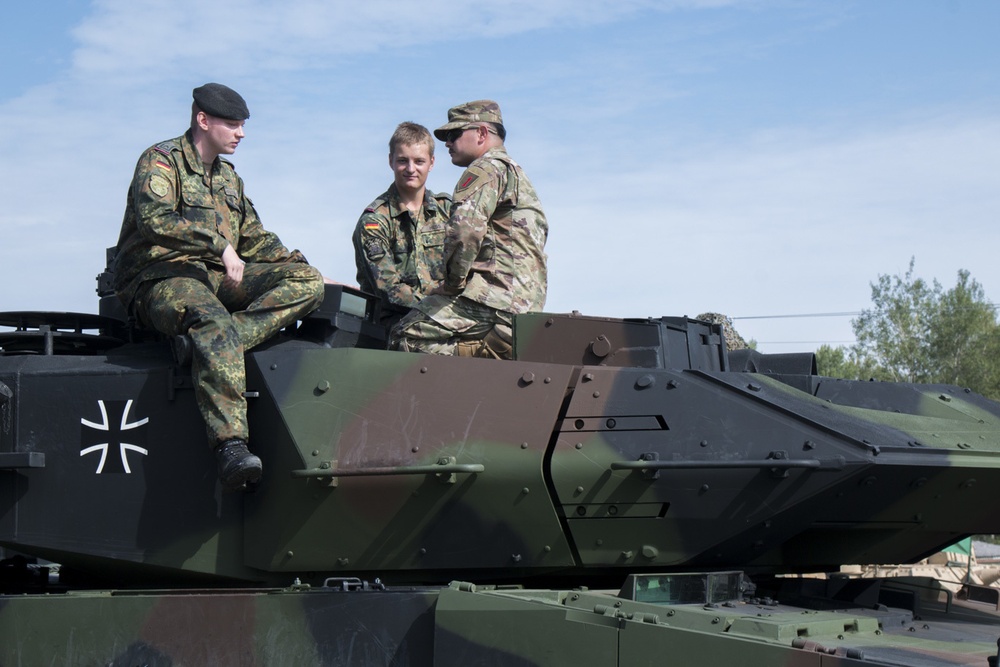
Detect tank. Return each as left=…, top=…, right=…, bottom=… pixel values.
left=3, top=275, right=1000, bottom=665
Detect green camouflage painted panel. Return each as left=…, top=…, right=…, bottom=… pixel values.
left=4, top=287, right=1000, bottom=665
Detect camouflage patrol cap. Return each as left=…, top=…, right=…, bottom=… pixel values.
left=192, top=83, right=250, bottom=121
left=433, top=100, right=504, bottom=140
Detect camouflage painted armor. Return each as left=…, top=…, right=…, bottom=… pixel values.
left=352, top=183, right=451, bottom=323
left=390, top=148, right=547, bottom=358
left=113, top=131, right=324, bottom=446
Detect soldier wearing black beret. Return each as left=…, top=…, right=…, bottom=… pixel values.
left=192, top=82, right=250, bottom=121
left=112, top=83, right=325, bottom=491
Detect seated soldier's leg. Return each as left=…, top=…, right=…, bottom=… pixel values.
left=389, top=307, right=460, bottom=354
left=390, top=295, right=510, bottom=357
left=480, top=320, right=514, bottom=360
left=136, top=277, right=261, bottom=488
left=218, top=262, right=324, bottom=350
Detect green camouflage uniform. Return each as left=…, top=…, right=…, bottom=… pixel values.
left=352, top=183, right=452, bottom=326
left=391, top=147, right=548, bottom=358
left=113, top=130, right=324, bottom=446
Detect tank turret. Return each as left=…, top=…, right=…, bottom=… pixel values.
left=4, top=285, right=1000, bottom=665
left=4, top=285, right=1000, bottom=587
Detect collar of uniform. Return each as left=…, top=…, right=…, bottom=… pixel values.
left=386, top=182, right=429, bottom=221
left=480, top=146, right=509, bottom=162
left=423, top=188, right=446, bottom=215
left=181, top=130, right=206, bottom=176
left=385, top=182, right=406, bottom=220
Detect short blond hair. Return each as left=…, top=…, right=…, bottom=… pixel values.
left=389, top=122, right=434, bottom=157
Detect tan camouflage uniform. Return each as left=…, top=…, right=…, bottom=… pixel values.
left=114, top=130, right=324, bottom=446
left=352, top=183, right=452, bottom=326
left=391, top=146, right=548, bottom=358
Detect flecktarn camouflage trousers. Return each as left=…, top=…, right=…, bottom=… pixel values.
left=136, top=262, right=323, bottom=445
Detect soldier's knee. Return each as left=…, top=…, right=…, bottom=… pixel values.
left=279, top=263, right=325, bottom=312
left=305, top=267, right=325, bottom=304
left=304, top=263, right=324, bottom=284
left=294, top=263, right=323, bottom=286
left=482, top=327, right=513, bottom=360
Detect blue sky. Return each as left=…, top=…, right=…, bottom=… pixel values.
left=1, top=0, right=998, bottom=353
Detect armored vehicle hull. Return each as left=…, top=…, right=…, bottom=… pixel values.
left=3, top=286, right=1000, bottom=665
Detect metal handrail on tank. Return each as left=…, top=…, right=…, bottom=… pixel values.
left=291, top=456, right=484, bottom=485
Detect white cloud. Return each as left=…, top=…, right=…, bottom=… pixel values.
left=68, top=0, right=752, bottom=80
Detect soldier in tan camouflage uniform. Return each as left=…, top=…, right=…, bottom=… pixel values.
left=352, top=122, right=452, bottom=329
left=113, top=83, right=324, bottom=489
left=390, top=100, right=548, bottom=359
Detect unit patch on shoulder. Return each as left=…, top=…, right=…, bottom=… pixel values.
left=454, top=164, right=491, bottom=197
left=365, top=241, right=386, bottom=261
left=148, top=173, right=170, bottom=198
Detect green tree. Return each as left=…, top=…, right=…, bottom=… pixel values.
left=820, top=259, right=1000, bottom=400
left=927, top=269, right=1000, bottom=397
left=816, top=345, right=868, bottom=380
left=815, top=343, right=883, bottom=381
left=815, top=344, right=854, bottom=379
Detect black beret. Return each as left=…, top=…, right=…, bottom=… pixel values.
left=192, top=83, right=249, bottom=121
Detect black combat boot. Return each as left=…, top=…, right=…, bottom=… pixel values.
left=215, top=438, right=263, bottom=489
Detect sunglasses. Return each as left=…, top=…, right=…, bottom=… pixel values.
left=444, top=125, right=481, bottom=143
